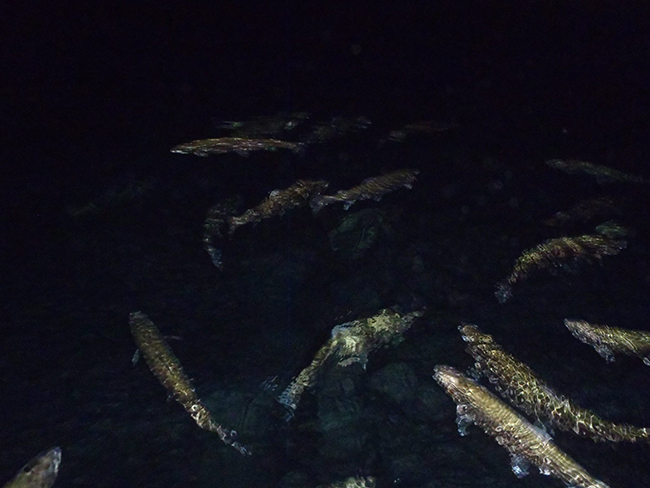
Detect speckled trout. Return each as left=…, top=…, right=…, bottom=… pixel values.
left=565, top=319, right=650, bottom=366
left=433, top=365, right=610, bottom=488
left=2, top=447, right=61, bottom=488
left=170, top=137, right=304, bottom=157
left=460, top=323, right=650, bottom=443
left=310, top=169, right=419, bottom=213
left=129, top=312, right=250, bottom=455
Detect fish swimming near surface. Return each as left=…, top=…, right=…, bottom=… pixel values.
left=129, top=312, right=250, bottom=455
left=278, top=308, right=424, bottom=416
left=545, top=159, right=646, bottom=184
left=495, top=232, right=627, bottom=303
left=2, top=447, right=61, bottom=488
left=459, top=323, right=650, bottom=443
left=215, top=112, right=311, bottom=138
left=565, top=319, right=650, bottom=366
left=310, top=169, right=420, bottom=213
left=544, top=196, right=622, bottom=227
left=316, top=476, right=376, bottom=488
left=433, top=365, right=611, bottom=488
left=228, top=179, right=329, bottom=236
left=170, top=137, right=304, bottom=157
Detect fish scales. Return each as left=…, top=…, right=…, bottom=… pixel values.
left=129, top=312, right=250, bottom=454
left=433, top=365, right=610, bottom=488
left=460, top=323, right=650, bottom=443
left=228, top=179, right=328, bottom=236
left=565, top=319, right=650, bottom=366
left=278, top=308, right=423, bottom=415
left=170, top=137, right=303, bottom=156
left=310, top=169, right=419, bottom=213
left=496, top=234, right=627, bottom=303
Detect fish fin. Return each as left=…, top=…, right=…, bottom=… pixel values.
left=131, top=349, right=140, bottom=365
left=235, top=149, right=250, bottom=157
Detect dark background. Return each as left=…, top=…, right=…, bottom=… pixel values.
left=2, top=2, right=650, bottom=488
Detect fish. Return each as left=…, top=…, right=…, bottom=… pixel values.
left=2, top=447, right=61, bottom=488
left=228, top=180, right=329, bottom=236
left=215, top=112, right=311, bottom=138
left=433, top=365, right=611, bottom=488
left=386, top=120, right=459, bottom=142
left=310, top=169, right=420, bottom=213
left=170, top=137, right=304, bottom=157
left=278, top=308, right=424, bottom=416
left=460, top=323, right=650, bottom=442
left=129, top=312, right=250, bottom=455
left=544, top=196, right=621, bottom=227
left=303, top=115, right=372, bottom=144
left=565, top=319, right=650, bottom=366
left=202, top=196, right=242, bottom=269
left=495, top=233, right=627, bottom=303
left=316, top=476, right=376, bottom=488
left=545, top=159, right=646, bottom=184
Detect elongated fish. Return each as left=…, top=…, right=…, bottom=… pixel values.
left=278, top=308, right=424, bottom=415
left=460, top=323, right=650, bottom=442
left=129, top=312, right=250, bottom=455
left=228, top=179, right=329, bottom=236
left=170, top=137, right=304, bottom=157
left=495, top=233, right=627, bottom=303
left=310, top=169, right=420, bottom=213
left=2, top=447, right=61, bottom=488
left=317, top=476, right=376, bottom=488
left=545, top=159, right=646, bottom=184
left=565, top=319, right=650, bottom=366
left=433, top=365, right=610, bottom=488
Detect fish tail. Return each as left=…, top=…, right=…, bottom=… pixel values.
left=291, top=142, right=307, bottom=155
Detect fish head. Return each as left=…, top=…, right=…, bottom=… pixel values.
left=5, top=447, right=61, bottom=488
left=564, top=319, right=597, bottom=341
left=433, top=365, right=469, bottom=395
left=459, top=323, right=494, bottom=346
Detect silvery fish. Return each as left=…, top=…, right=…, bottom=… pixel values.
left=2, top=447, right=61, bottom=488
left=310, top=169, right=420, bottom=213
left=171, top=137, right=304, bottom=157
left=433, top=365, right=610, bottom=488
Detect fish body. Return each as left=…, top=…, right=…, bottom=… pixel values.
left=545, top=159, right=646, bottom=184
left=228, top=180, right=329, bottom=236
left=129, top=312, right=249, bottom=454
left=216, top=112, right=311, bottom=138
left=433, top=365, right=610, bottom=488
left=495, top=234, right=627, bottom=303
left=544, top=197, right=621, bottom=227
left=565, top=319, right=650, bottom=366
left=2, top=447, right=61, bottom=488
left=278, top=308, right=423, bottom=414
left=460, top=323, right=650, bottom=442
left=316, top=477, right=376, bottom=488
left=310, top=169, right=419, bottom=213
left=170, top=137, right=304, bottom=157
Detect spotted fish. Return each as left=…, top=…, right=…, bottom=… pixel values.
left=171, top=137, right=304, bottom=157
left=433, top=365, right=610, bottom=488
left=460, top=323, right=650, bottom=442
left=129, top=312, right=250, bottom=454
left=565, top=319, right=650, bottom=366
left=310, top=169, right=419, bottom=213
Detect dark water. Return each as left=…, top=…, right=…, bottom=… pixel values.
left=2, top=3, right=650, bottom=488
